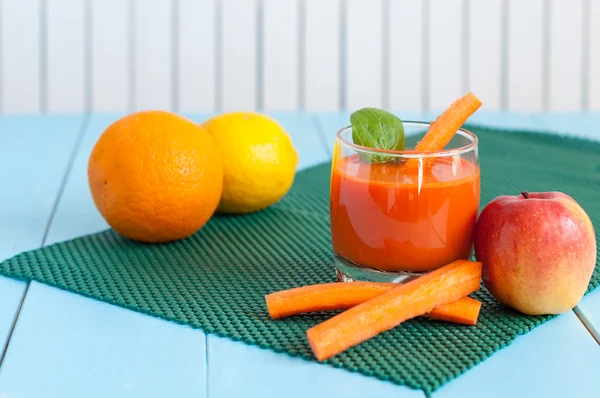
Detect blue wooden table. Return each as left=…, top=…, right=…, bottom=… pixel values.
left=0, top=112, right=599, bottom=398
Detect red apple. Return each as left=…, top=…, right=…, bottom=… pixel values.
left=474, top=191, right=596, bottom=315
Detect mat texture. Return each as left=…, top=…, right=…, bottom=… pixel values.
left=1, top=126, right=599, bottom=394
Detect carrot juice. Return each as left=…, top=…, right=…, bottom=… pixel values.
left=330, top=154, right=480, bottom=273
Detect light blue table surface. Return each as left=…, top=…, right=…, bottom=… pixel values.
left=0, top=111, right=598, bottom=398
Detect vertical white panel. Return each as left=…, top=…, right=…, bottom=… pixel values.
left=47, top=0, right=86, bottom=112
left=389, top=0, right=423, bottom=112
left=263, top=0, right=299, bottom=111
left=589, top=0, right=600, bottom=110
left=177, top=0, right=216, bottom=112
left=134, top=0, right=172, bottom=110
left=221, top=0, right=257, bottom=111
left=468, top=0, right=502, bottom=110
left=345, top=0, right=384, bottom=109
left=429, top=0, right=463, bottom=111
left=304, top=0, right=340, bottom=111
left=91, top=0, right=129, bottom=112
left=548, top=0, right=583, bottom=111
left=1, top=0, right=41, bottom=113
left=507, top=0, right=544, bottom=111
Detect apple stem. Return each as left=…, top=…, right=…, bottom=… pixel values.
left=521, top=191, right=530, bottom=199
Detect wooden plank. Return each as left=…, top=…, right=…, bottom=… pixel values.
left=428, top=0, right=464, bottom=112
left=1, top=0, right=42, bottom=113
left=345, top=0, right=384, bottom=110
left=548, top=0, right=584, bottom=111
left=433, top=310, right=600, bottom=397
left=303, top=0, right=340, bottom=111
left=133, top=0, right=172, bottom=110
left=534, top=112, right=600, bottom=140
left=176, top=0, right=216, bottom=113
left=576, top=290, right=600, bottom=344
left=589, top=0, right=600, bottom=110
left=533, top=111, right=600, bottom=341
left=220, top=0, right=257, bottom=111
left=0, top=282, right=206, bottom=398
left=388, top=0, right=424, bottom=112
left=208, top=335, right=424, bottom=398
left=262, top=0, right=299, bottom=111
left=0, top=115, right=83, bottom=360
left=466, top=110, right=543, bottom=131
left=90, top=0, right=130, bottom=112
left=0, top=278, right=26, bottom=355
left=467, top=0, right=503, bottom=110
left=0, top=116, right=83, bottom=258
left=0, top=114, right=207, bottom=398
left=46, top=0, right=86, bottom=112
left=42, top=115, right=114, bottom=244
left=506, top=0, right=545, bottom=111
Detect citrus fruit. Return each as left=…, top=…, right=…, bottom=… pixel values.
left=201, top=112, right=298, bottom=214
left=88, top=110, right=223, bottom=243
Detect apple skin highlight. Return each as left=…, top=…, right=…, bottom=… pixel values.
left=474, top=191, right=597, bottom=315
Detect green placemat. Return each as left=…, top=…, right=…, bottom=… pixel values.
left=1, top=126, right=599, bottom=394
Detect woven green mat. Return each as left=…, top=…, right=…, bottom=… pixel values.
left=1, top=126, right=599, bottom=394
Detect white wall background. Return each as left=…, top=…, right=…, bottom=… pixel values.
left=0, top=0, right=598, bottom=114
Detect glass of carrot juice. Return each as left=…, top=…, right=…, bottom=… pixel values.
left=330, top=122, right=480, bottom=282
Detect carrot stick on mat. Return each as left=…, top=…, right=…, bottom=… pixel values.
left=265, top=282, right=481, bottom=325
left=306, top=260, right=482, bottom=362
left=425, top=296, right=482, bottom=325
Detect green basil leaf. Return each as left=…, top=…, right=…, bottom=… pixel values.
left=350, top=108, right=405, bottom=163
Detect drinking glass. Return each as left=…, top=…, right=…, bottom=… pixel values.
left=330, top=122, right=480, bottom=282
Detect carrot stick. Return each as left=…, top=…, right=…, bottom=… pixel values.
left=425, top=296, right=482, bottom=326
left=266, top=282, right=393, bottom=319
left=415, top=92, right=482, bottom=152
left=265, top=282, right=481, bottom=325
left=306, top=260, right=482, bottom=362
left=403, top=93, right=482, bottom=170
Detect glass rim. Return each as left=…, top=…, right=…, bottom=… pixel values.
left=336, top=121, right=478, bottom=159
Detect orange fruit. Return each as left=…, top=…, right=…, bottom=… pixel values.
left=88, top=110, right=223, bottom=243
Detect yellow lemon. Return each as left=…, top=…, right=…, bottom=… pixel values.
left=201, top=112, right=298, bottom=214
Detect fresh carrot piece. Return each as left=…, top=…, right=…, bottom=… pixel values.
left=306, top=260, right=482, bottom=362
left=265, top=282, right=481, bottom=325
left=403, top=93, right=482, bottom=170
left=426, top=296, right=482, bottom=326
left=266, top=282, right=393, bottom=319
left=415, top=92, right=482, bottom=152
